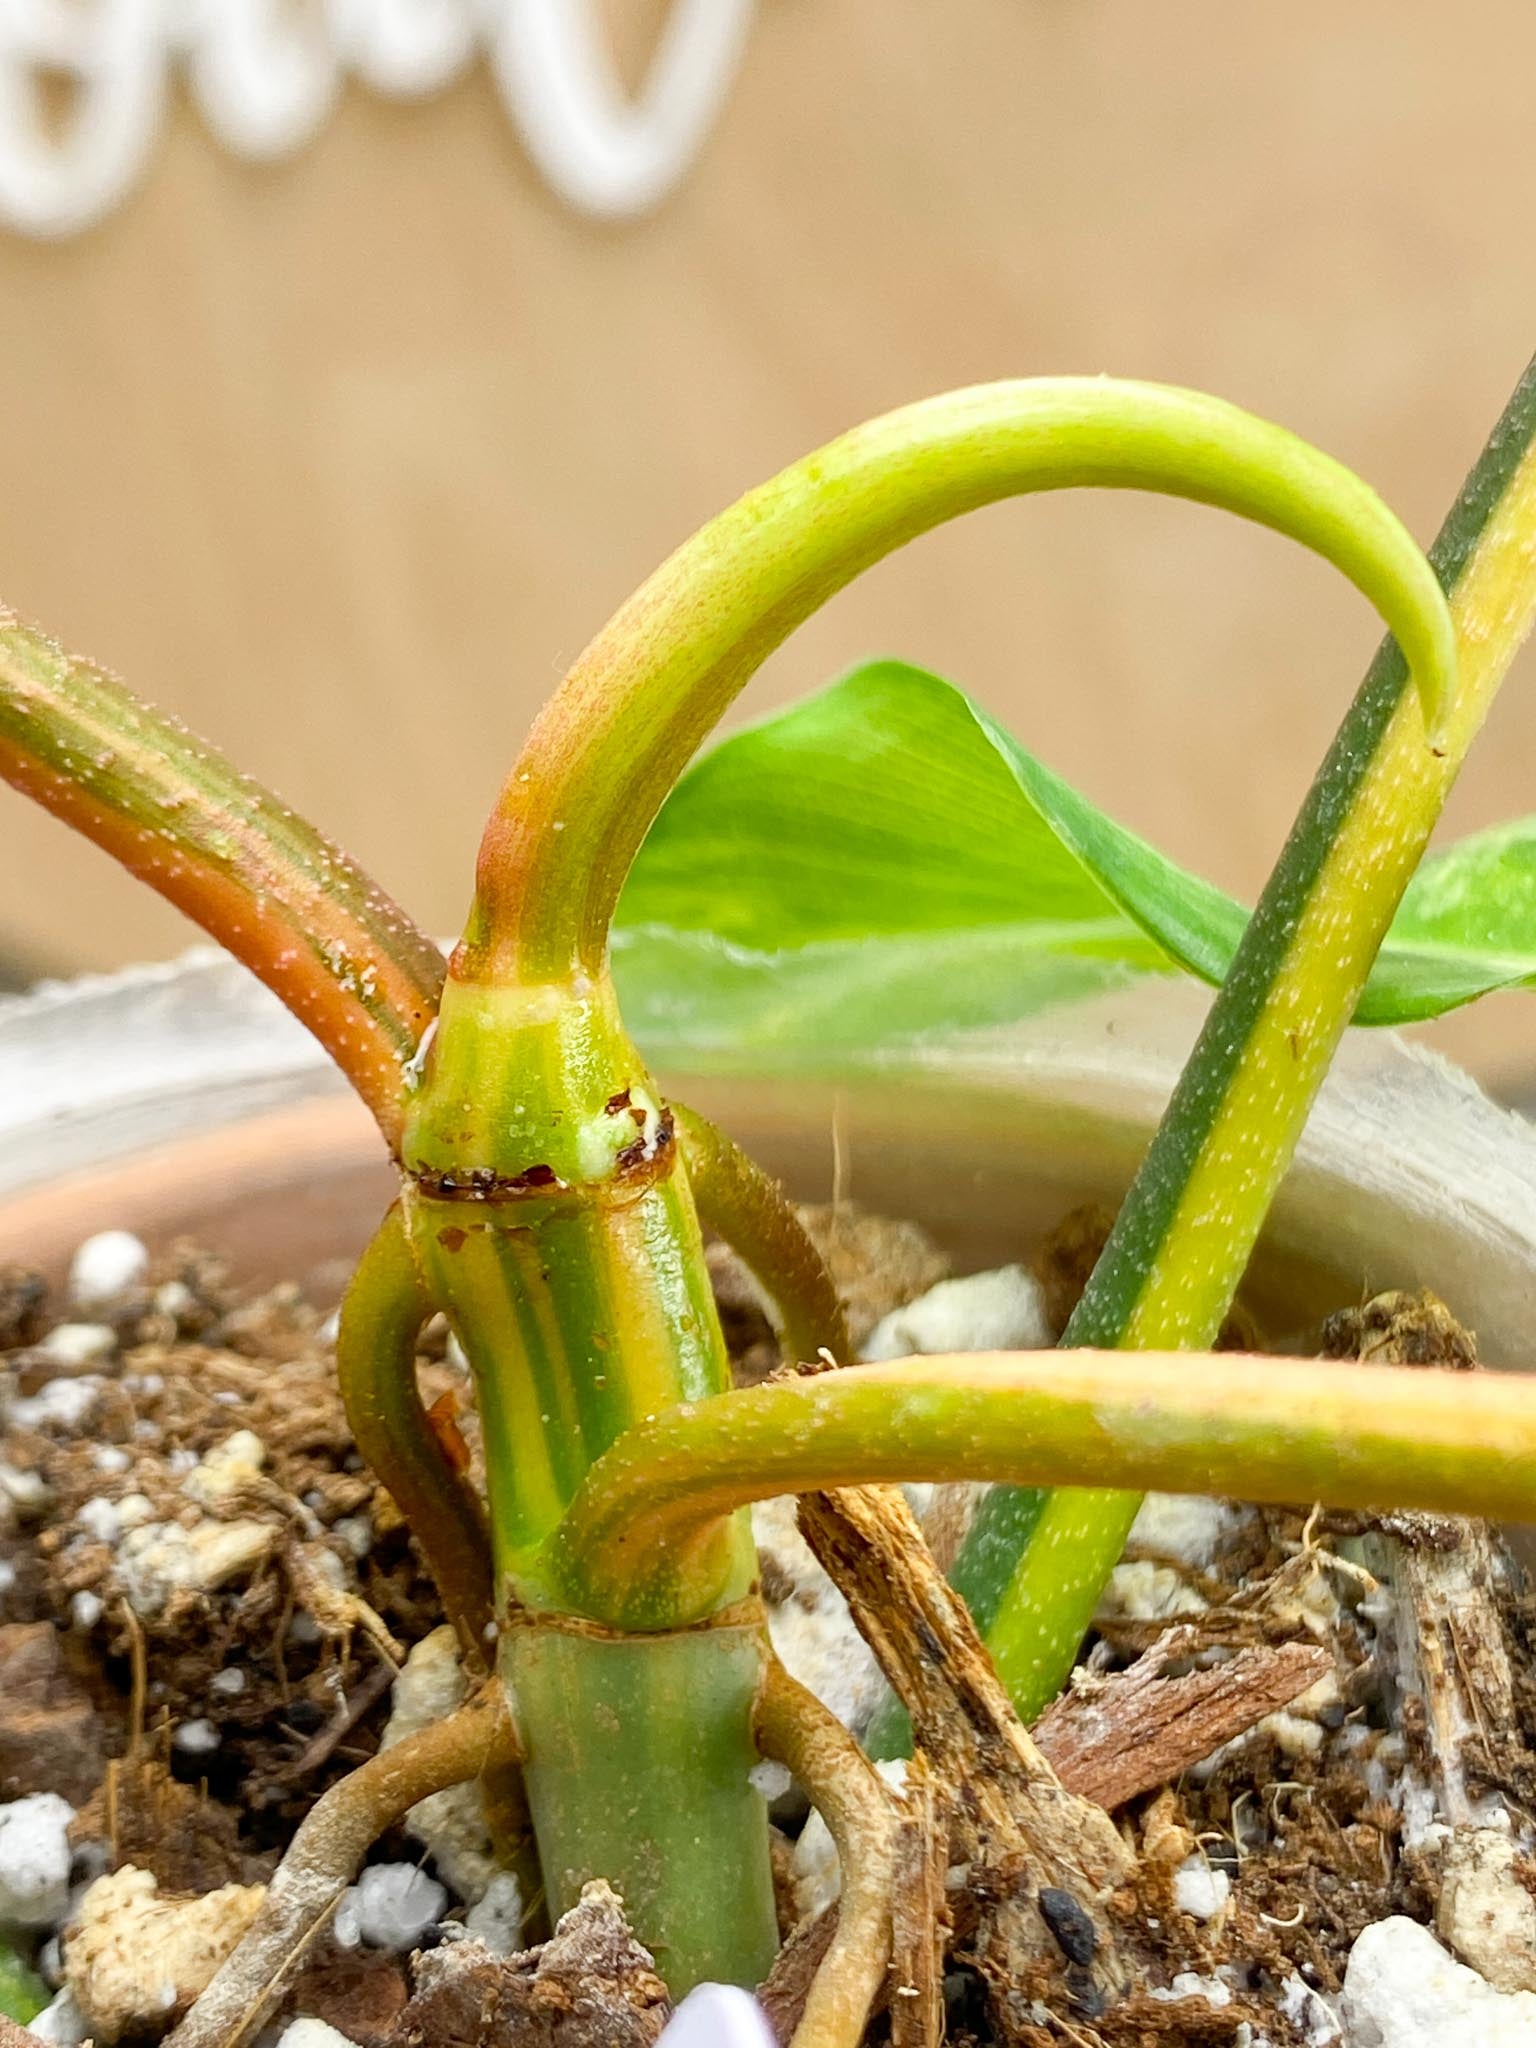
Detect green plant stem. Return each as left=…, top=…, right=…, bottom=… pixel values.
left=0, top=611, right=443, bottom=1146
left=463, top=379, right=1454, bottom=987
left=403, top=1161, right=756, bottom=1619
left=403, top=376, right=1457, bottom=1984
left=398, top=940, right=766, bottom=1984
left=550, top=1350, right=1536, bottom=1630
left=949, top=351, right=1536, bottom=1722
left=500, top=1615, right=778, bottom=1994
left=672, top=1100, right=850, bottom=1365
left=399, top=974, right=756, bottom=1619
left=334, top=1204, right=495, bottom=1651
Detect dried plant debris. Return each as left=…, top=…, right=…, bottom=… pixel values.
left=387, top=1884, right=670, bottom=2048
left=3, top=1223, right=1534, bottom=2048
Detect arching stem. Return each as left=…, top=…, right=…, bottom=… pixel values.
left=549, top=1350, right=1536, bottom=1630
left=335, top=1205, right=495, bottom=1653
left=464, top=379, right=1454, bottom=986
left=672, top=1100, right=849, bottom=1366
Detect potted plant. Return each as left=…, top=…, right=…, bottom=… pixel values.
left=2, top=360, right=1536, bottom=2047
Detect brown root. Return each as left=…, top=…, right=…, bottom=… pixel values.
left=798, top=1482, right=1134, bottom=2040
left=754, top=1656, right=899, bottom=2048
left=163, top=1681, right=518, bottom=2048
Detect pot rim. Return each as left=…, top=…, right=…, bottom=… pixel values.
left=2, top=951, right=1535, bottom=1362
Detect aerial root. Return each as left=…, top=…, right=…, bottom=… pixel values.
left=754, top=1655, right=900, bottom=2048
left=164, top=1680, right=518, bottom=2048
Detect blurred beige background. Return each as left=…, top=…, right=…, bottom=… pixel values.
left=1, top=2, right=1535, bottom=1085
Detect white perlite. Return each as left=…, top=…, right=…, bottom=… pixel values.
left=1100, top=1558, right=1209, bottom=1627
left=1149, top=1971, right=1230, bottom=2006
left=860, top=1264, right=1050, bottom=1362
left=25, top=1988, right=89, bottom=2045
left=333, top=1865, right=447, bottom=1952
left=275, top=2023, right=363, bottom=2048
left=68, top=1233, right=149, bottom=1311
left=7, top=1378, right=103, bottom=1434
left=1436, top=1828, right=1536, bottom=1994
left=0, top=1793, right=74, bottom=1928
left=463, top=1872, right=525, bottom=1956
left=1341, top=1916, right=1536, bottom=2046
left=69, top=1592, right=102, bottom=1631
left=64, top=1865, right=266, bottom=2042
left=380, top=1628, right=497, bottom=1904
left=1281, top=1972, right=1343, bottom=2046
left=0, top=1465, right=49, bottom=1518
left=38, top=1325, right=116, bottom=1371
left=1171, top=1855, right=1229, bottom=1923
left=181, top=1432, right=267, bottom=1509
left=113, top=1517, right=277, bottom=1618
left=1127, top=1492, right=1249, bottom=1569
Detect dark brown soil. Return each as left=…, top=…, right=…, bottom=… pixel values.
left=0, top=1213, right=1528, bottom=2046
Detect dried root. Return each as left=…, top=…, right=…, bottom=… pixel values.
left=799, top=1482, right=1135, bottom=2041
left=754, top=1656, right=899, bottom=2048
left=164, top=1681, right=518, bottom=2048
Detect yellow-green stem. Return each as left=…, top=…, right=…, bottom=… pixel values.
left=465, top=380, right=1453, bottom=987
left=950, top=351, right=1536, bottom=1722
left=551, top=1350, right=1536, bottom=1631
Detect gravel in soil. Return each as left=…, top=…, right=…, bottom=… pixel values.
left=0, top=1210, right=1530, bottom=2047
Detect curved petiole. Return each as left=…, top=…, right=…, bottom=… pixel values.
left=0, top=612, right=444, bottom=1147
left=336, top=1204, right=496, bottom=1652
left=465, top=378, right=1455, bottom=986
left=672, top=1100, right=849, bottom=1367
left=550, top=1350, right=1536, bottom=1630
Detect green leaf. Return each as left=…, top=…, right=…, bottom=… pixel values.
left=1382, top=817, right=1536, bottom=1014
left=614, top=659, right=1536, bottom=1065
left=0, top=1939, right=48, bottom=2023
left=612, top=662, right=1166, bottom=1070
left=978, top=697, right=1536, bottom=1025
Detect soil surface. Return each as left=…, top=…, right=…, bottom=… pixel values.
left=0, top=1210, right=1530, bottom=2047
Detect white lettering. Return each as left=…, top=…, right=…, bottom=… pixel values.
left=487, top=0, right=755, bottom=220
left=0, top=0, right=165, bottom=238
left=185, top=0, right=339, bottom=162
left=0, top=0, right=756, bottom=238
left=333, top=0, right=473, bottom=100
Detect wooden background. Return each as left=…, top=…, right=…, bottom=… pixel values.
left=2, top=1, right=1535, bottom=1086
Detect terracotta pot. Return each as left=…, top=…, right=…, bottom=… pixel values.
left=2, top=953, right=1535, bottom=1366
